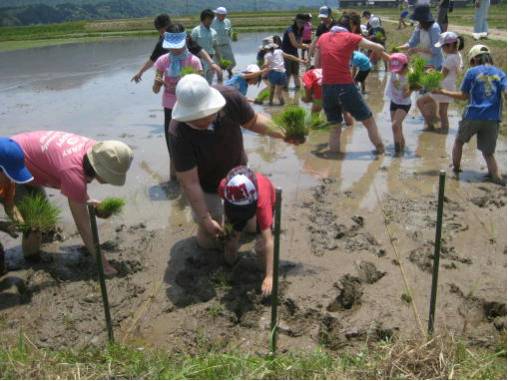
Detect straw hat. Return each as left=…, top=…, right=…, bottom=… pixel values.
left=87, top=141, right=133, bottom=186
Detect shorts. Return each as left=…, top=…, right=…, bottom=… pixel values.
left=268, top=70, right=287, bottom=86
left=322, top=83, right=372, bottom=124
left=456, top=120, right=499, bottom=155
left=354, top=69, right=371, bottom=83
left=190, top=192, right=223, bottom=224
left=284, top=58, right=300, bottom=76
left=390, top=102, right=411, bottom=113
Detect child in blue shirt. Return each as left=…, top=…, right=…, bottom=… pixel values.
left=351, top=51, right=372, bottom=94
left=433, top=44, right=506, bottom=184
left=224, top=64, right=265, bottom=98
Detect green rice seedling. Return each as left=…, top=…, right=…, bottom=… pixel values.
left=180, top=66, right=198, bottom=76
left=389, top=45, right=400, bottom=53
left=96, top=197, right=125, bottom=218
left=374, top=31, right=385, bottom=42
left=219, top=223, right=235, bottom=242
left=231, top=31, right=238, bottom=41
left=219, top=58, right=232, bottom=70
left=420, top=70, right=443, bottom=91
left=16, top=194, right=60, bottom=233
left=274, top=105, right=309, bottom=143
left=408, top=69, right=422, bottom=90
left=307, top=112, right=328, bottom=130
left=410, top=55, right=426, bottom=75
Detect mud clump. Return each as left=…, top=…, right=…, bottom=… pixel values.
left=409, top=241, right=472, bottom=273
left=470, top=186, right=506, bottom=209
left=327, top=275, right=363, bottom=312
left=356, top=261, right=386, bottom=284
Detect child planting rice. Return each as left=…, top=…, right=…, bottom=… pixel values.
left=432, top=44, right=506, bottom=184
left=351, top=50, right=372, bottom=94
left=153, top=24, right=202, bottom=182
left=417, top=32, right=464, bottom=130
left=218, top=166, right=277, bottom=297
left=263, top=42, right=306, bottom=106
left=224, top=64, right=265, bottom=98
left=381, top=52, right=414, bottom=154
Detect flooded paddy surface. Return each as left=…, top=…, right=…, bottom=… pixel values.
left=0, top=34, right=506, bottom=352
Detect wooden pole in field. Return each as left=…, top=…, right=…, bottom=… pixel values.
left=270, top=188, right=282, bottom=354
left=428, top=170, right=446, bottom=336
left=88, top=205, right=114, bottom=343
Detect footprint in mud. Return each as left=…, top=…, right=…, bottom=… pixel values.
left=355, top=261, right=386, bottom=284
left=470, top=185, right=507, bottom=209
left=109, top=259, right=143, bottom=277
left=408, top=240, right=472, bottom=273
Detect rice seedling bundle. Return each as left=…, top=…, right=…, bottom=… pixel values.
left=256, top=88, right=270, bottom=102
left=219, top=58, right=233, bottom=70
left=180, top=66, right=198, bottom=76
left=17, top=194, right=60, bottom=233
left=274, top=105, right=309, bottom=142
left=420, top=70, right=442, bottom=91
left=96, top=197, right=125, bottom=217
left=408, top=55, right=427, bottom=90
left=231, top=31, right=238, bottom=42
left=307, top=112, right=328, bottom=130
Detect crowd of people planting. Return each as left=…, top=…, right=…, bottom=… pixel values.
left=0, top=4, right=506, bottom=298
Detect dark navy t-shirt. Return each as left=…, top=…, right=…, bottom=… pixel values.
left=282, top=25, right=302, bottom=56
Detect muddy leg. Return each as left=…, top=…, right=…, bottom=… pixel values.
left=452, top=139, right=464, bottom=173
left=328, top=123, right=342, bottom=153
left=483, top=153, right=500, bottom=181
left=438, top=103, right=449, bottom=130
left=269, top=85, right=275, bottom=106
left=275, top=85, right=285, bottom=106
left=224, top=232, right=240, bottom=266
left=343, top=112, right=354, bottom=126
left=391, top=109, right=407, bottom=153
left=362, top=116, right=384, bottom=153
left=417, top=95, right=438, bottom=129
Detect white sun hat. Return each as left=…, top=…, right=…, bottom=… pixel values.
left=434, top=31, right=459, bottom=48
left=243, top=64, right=260, bottom=73
left=214, top=7, right=227, bottom=15
left=172, top=74, right=226, bottom=122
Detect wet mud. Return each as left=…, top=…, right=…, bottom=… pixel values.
left=0, top=35, right=506, bottom=353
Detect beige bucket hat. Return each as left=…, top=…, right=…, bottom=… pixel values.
left=87, top=141, right=133, bottom=186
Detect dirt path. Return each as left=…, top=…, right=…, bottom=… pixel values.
left=383, top=17, right=506, bottom=41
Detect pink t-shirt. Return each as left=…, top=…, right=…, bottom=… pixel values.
left=11, top=131, right=95, bottom=203
left=316, top=31, right=363, bottom=85
left=154, top=53, right=202, bottom=109
left=302, top=21, right=312, bottom=41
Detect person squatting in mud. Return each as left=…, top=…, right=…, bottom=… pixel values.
left=168, top=74, right=300, bottom=259
left=2, top=131, right=133, bottom=277
left=218, top=166, right=276, bottom=297
left=0, top=138, right=34, bottom=275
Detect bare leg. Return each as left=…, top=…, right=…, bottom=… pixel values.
left=452, top=139, right=463, bottom=173
left=328, top=123, right=342, bottom=153
left=391, top=109, right=408, bottom=153
left=417, top=95, right=438, bottom=129
left=344, top=112, right=354, bottom=126
left=438, top=103, right=449, bottom=130
left=483, top=153, right=500, bottom=181
left=269, top=85, right=275, bottom=106
left=362, top=116, right=384, bottom=153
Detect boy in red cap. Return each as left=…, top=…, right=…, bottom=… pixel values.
left=218, top=166, right=276, bottom=297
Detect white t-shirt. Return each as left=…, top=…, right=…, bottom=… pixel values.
left=432, top=52, right=463, bottom=103
left=264, top=49, right=286, bottom=72
left=386, top=73, right=411, bottom=105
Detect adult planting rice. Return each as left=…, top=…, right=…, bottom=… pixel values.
left=397, top=5, right=443, bottom=70
left=168, top=75, right=299, bottom=249
left=191, top=9, right=221, bottom=84
left=314, top=26, right=385, bottom=154
left=211, top=7, right=236, bottom=80
left=281, top=14, right=310, bottom=90
left=131, top=14, right=219, bottom=84
left=9, top=131, right=133, bottom=276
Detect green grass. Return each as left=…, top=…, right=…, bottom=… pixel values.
left=0, top=333, right=505, bottom=379
left=16, top=194, right=60, bottom=233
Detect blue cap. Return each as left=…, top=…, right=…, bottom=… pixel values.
left=162, top=31, right=187, bottom=49
left=0, top=138, right=33, bottom=184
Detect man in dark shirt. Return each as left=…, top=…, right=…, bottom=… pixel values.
left=169, top=74, right=297, bottom=249
left=131, top=14, right=220, bottom=83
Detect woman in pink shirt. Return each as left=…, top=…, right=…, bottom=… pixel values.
left=301, top=14, right=313, bottom=60
left=153, top=24, right=203, bottom=181
left=11, top=131, right=133, bottom=277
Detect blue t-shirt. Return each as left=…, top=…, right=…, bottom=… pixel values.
left=461, top=65, right=507, bottom=121
left=224, top=74, right=248, bottom=96
left=351, top=51, right=372, bottom=72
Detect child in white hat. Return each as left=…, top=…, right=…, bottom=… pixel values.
left=224, top=64, right=266, bottom=99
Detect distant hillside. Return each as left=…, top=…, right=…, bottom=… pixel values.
left=0, top=0, right=328, bottom=26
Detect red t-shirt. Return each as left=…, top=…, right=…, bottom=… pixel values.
left=316, top=31, right=363, bottom=85
left=218, top=173, right=275, bottom=231
left=302, top=68, right=323, bottom=100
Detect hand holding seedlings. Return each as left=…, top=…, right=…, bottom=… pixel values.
left=95, top=197, right=126, bottom=219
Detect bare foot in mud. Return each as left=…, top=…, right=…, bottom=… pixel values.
left=103, top=260, right=118, bottom=278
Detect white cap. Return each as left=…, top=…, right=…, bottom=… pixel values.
left=214, top=7, right=227, bottom=15
left=172, top=74, right=226, bottom=122
left=224, top=174, right=258, bottom=205
left=369, top=16, right=381, bottom=29
left=434, top=31, right=459, bottom=47
left=318, top=5, right=331, bottom=18
left=243, top=64, right=260, bottom=73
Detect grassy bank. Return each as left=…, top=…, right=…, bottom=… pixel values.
left=0, top=333, right=505, bottom=379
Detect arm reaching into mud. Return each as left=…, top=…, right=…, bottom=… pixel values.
left=132, top=60, right=154, bottom=83
left=257, top=229, right=274, bottom=297
left=243, top=112, right=304, bottom=145
left=177, top=167, right=223, bottom=237
left=68, top=199, right=117, bottom=276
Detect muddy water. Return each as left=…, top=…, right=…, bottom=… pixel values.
left=0, top=35, right=506, bottom=350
